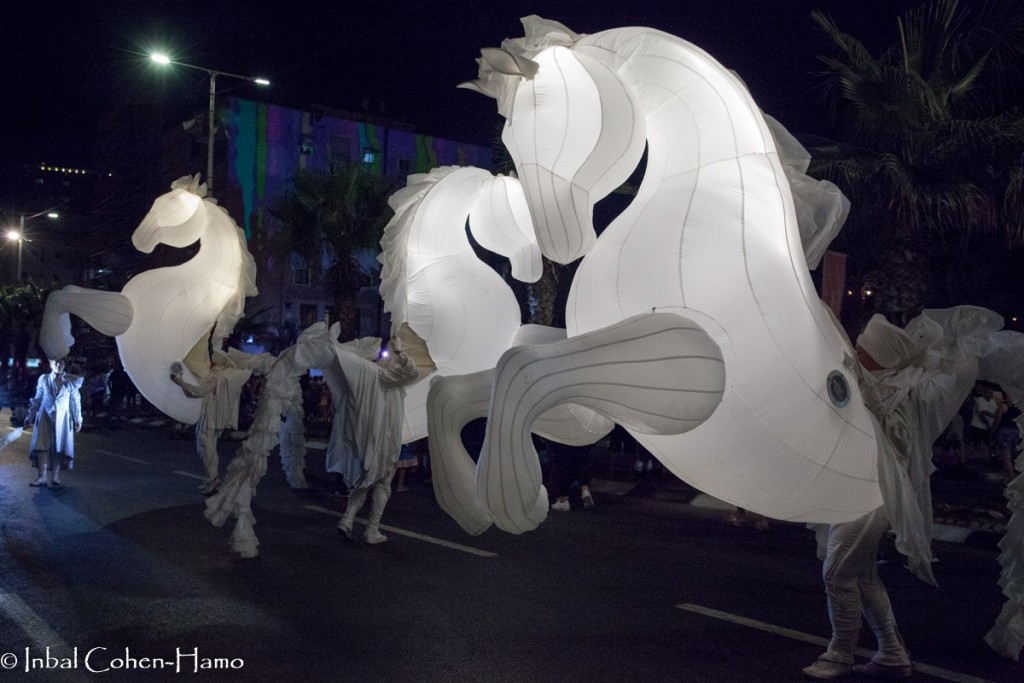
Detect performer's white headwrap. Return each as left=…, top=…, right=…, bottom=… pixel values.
left=856, top=314, right=919, bottom=370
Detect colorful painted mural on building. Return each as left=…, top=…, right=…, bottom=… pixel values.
left=224, top=98, right=493, bottom=238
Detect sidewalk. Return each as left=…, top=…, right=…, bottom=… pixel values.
left=585, top=442, right=1010, bottom=549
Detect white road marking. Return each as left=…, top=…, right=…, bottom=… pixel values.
left=93, top=449, right=150, bottom=465
left=932, top=523, right=974, bottom=544
left=678, top=603, right=998, bottom=683
left=305, top=505, right=497, bottom=557
left=173, top=470, right=207, bottom=481
left=0, top=592, right=70, bottom=650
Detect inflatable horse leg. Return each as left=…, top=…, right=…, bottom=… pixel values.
left=478, top=312, right=726, bottom=533
left=40, top=285, right=133, bottom=360
left=427, top=370, right=498, bottom=535
left=428, top=366, right=615, bottom=535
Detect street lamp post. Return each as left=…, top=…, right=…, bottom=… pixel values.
left=5, top=210, right=57, bottom=283
left=5, top=218, right=23, bottom=282
left=150, top=53, right=270, bottom=197
left=15, top=214, right=23, bottom=281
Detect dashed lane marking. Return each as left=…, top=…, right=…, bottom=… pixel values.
left=305, top=505, right=497, bottom=557
left=678, top=603, right=998, bottom=683
left=0, top=592, right=70, bottom=650
left=93, top=449, right=150, bottom=465
left=173, top=470, right=207, bottom=481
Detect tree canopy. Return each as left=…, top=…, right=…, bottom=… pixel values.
left=810, top=0, right=1024, bottom=321
left=268, top=164, right=397, bottom=338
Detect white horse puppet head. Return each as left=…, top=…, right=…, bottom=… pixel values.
left=460, top=18, right=646, bottom=264
left=132, top=174, right=210, bottom=253
left=462, top=17, right=884, bottom=527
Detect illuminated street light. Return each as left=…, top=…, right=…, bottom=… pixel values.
left=4, top=210, right=59, bottom=282
left=149, top=52, right=270, bottom=196
left=5, top=229, right=21, bottom=283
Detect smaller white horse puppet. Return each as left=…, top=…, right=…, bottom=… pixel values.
left=40, top=175, right=257, bottom=424
left=378, top=166, right=541, bottom=441
left=378, top=166, right=619, bottom=532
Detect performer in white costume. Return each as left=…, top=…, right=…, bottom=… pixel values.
left=26, top=358, right=83, bottom=488
left=171, top=351, right=253, bottom=495
left=334, top=337, right=421, bottom=544
left=804, top=310, right=993, bottom=680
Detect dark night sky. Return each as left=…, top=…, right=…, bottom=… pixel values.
left=2, top=0, right=923, bottom=168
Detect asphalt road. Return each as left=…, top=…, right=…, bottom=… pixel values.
left=0, top=412, right=1019, bottom=682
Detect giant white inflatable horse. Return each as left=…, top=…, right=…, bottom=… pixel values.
left=450, top=17, right=881, bottom=533
left=39, top=175, right=257, bottom=424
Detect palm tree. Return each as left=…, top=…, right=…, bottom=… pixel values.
left=268, top=164, right=397, bottom=339
left=810, top=0, right=1024, bottom=323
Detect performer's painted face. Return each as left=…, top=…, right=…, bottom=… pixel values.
left=49, top=359, right=66, bottom=375
left=854, top=345, right=883, bottom=372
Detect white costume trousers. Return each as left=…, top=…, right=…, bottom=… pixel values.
left=341, top=466, right=397, bottom=534
left=195, top=422, right=221, bottom=481
left=823, top=506, right=910, bottom=666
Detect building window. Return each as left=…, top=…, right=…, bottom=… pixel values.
left=300, top=304, right=318, bottom=329
left=292, top=252, right=311, bottom=286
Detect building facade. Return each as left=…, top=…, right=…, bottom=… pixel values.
left=215, top=98, right=493, bottom=350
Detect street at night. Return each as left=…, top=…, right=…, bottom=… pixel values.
left=0, top=413, right=1017, bottom=682
left=3, top=1, right=1024, bottom=680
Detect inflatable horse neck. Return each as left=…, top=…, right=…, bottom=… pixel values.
left=575, top=28, right=780, bottom=207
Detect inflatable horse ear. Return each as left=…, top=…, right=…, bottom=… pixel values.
left=458, top=49, right=539, bottom=99
left=480, top=48, right=539, bottom=79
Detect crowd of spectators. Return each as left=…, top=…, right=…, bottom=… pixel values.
left=935, top=380, right=1020, bottom=485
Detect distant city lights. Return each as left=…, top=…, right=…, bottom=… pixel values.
left=39, top=165, right=94, bottom=175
